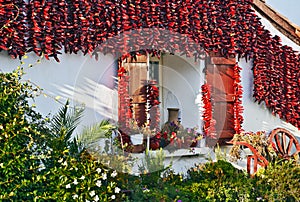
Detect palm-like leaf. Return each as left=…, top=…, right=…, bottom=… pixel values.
left=77, top=120, right=116, bottom=149
left=49, top=100, right=84, bottom=154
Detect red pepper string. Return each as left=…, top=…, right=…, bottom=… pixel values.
left=117, top=60, right=132, bottom=134
left=1, top=0, right=299, bottom=129
left=201, top=84, right=216, bottom=138
left=253, top=34, right=300, bottom=129
left=147, top=80, right=160, bottom=132
left=233, top=63, right=244, bottom=134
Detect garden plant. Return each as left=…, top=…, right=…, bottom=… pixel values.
left=0, top=68, right=299, bottom=201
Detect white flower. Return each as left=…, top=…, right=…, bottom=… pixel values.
left=62, top=161, right=68, bottom=166
left=85, top=200, right=90, bottom=202
left=79, top=175, right=85, bottom=180
left=115, top=187, right=121, bottom=194
left=58, top=158, right=63, bottom=163
left=96, top=168, right=102, bottom=174
left=111, top=195, right=116, bottom=200
left=73, top=178, right=78, bottom=185
left=66, top=183, right=71, bottom=189
left=89, top=190, right=95, bottom=197
left=96, top=180, right=102, bottom=187
left=94, top=195, right=99, bottom=202
left=143, top=188, right=150, bottom=193
left=101, top=173, right=107, bottom=180
left=72, top=194, right=78, bottom=199
left=111, top=170, right=117, bottom=178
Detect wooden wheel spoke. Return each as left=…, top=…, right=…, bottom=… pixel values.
left=275, top=135, right=284, bottom=154
left=286, top=138, right=294, bottom=155
left=270, top=128, right=300, bottom=160
left=282, top=133, right=287, bottom=154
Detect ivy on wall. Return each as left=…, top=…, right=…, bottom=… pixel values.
left=0, top=0, right=299, bottom=128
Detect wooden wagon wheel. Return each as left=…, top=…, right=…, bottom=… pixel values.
left=229, top=141, right=269, bottom=175
left=269, top=128, right=300, bottom=160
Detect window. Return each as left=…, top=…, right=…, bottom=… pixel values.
left=118, top=53, right=160, bottom=131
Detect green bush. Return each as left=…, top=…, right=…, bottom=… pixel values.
left=0, top=69, right=50, bottom=200
left=124, top=159, right=300, bottom=202
left=0, top=69, right=124, bottom=201
left=183, top=160, right=259, bottom=201
left=35, top=153, right=123, bottom=201
left=255, top=160, right=300, bottom=201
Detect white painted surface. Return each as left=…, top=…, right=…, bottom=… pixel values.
left=0, top=52, right=118, bottom=132
left=161, top=53, right=205, bottom=130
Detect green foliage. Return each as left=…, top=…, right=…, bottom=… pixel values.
left=77, top=119, right=116, bottom=151
left=0, top=69, right=50, bottom=200
left=77, top=120, right=134, bottom=173
left=183, top=160, right=258, bottom=201
left=49, top=100, right=84, bottom=156
left=0, top=69, right=124, bottom=201
left=142, top=149, right=166, bottom=173
left=255, top=160, right=300, bottom=201
left=35, top=153, right=123, bottom=201
left=124, top=159, right=300, bottom=202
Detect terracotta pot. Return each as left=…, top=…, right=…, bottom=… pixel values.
left=130, top=144, right=145, bottom=153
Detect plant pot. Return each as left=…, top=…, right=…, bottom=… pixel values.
left=130, top=133, right=144, bottom=145
left=130, top=144, right=145, bottom=153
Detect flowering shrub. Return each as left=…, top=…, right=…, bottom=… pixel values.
left=0, top=69, right=50, bottom=200
left=41, top=153, right=123, bottom=201
left=0, top=69, right=123, bottom=201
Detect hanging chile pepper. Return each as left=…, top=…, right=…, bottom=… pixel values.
left=0, top=0, right=299, bottom=128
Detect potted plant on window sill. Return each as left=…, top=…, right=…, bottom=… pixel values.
left=177, top=127, right=204, bottom=149
left=130, top=120, right=151, bottom=145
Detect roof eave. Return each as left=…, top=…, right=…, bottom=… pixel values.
left=252, top=0, right=300, bottom=46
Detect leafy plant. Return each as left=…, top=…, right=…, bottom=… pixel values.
left=255, top=159, right=300, bottom=201
left=142, top=149, right=166, bottom=173
left=50, top=100, right=84, bottom=154
left=0, top=68, right=124, bottom=201
left=0, top=68, right=50, bottom=200
left=77, top=119, right=116, bottom=151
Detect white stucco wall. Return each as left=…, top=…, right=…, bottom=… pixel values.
left=0, top=50, right=207, bottom=133
left=161, top=54, right=205, bottom=129
left=0, top=52, right=118, bottom=132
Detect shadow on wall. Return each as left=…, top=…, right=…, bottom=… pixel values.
left=54, top=77, right=118, bottom=123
